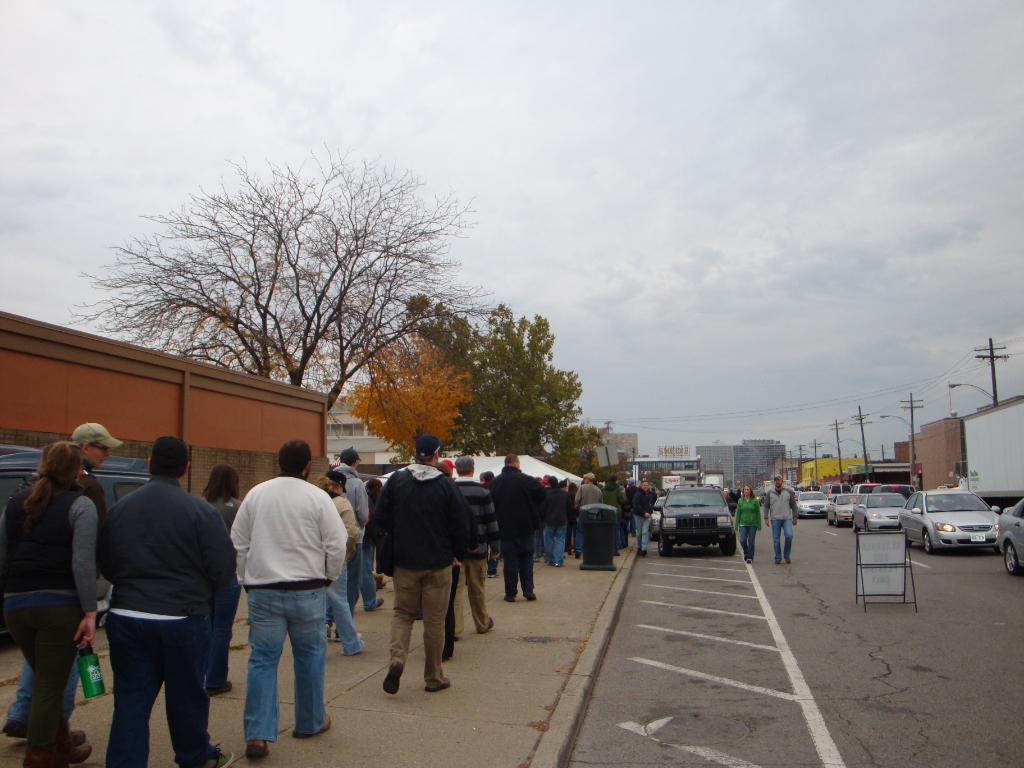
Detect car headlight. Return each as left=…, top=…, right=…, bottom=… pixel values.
left=934, top=523, right=956, bottom=533
left=994, top=523, right=999, bottom=534
left=868, top=513, right=883, bottom=520
left=717, top=515, right=731, bottom=525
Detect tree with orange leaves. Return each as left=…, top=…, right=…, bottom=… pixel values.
left=347, top=337, right=472, bottom=459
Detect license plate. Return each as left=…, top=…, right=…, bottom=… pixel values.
left=970, top=533, right=986, bottom=542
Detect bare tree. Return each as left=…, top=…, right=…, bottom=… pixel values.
left=82, top=154, right=488, bottom=407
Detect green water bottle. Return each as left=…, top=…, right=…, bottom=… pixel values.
left=77, top=644, right=105, bottom=698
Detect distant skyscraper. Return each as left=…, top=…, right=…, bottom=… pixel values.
left=696, top=440, right=786, bottom=486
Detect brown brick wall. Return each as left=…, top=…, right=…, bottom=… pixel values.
left=916, top=418, right=963, bottom=490
left=0, top=428, right=329, bottom=498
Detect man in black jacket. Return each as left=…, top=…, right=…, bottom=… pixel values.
left=489, top=455, right=546, bottom=602
left=375, top=434, right=469, bottom=695
left=98, top=436, right=236, bottom=768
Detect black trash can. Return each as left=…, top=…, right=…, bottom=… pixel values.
left=580, top=503, right=617, bottom=571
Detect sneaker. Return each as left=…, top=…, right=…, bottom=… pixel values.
left=383, top=662, right=404, bottom=695
left=2, top=720, right=27, bottom=739
left=553, top=563, right=563, bottom=567
left=486, top=573, right=498, bottom=578
left=785, top=557, right=791, bottom=564
left=245, top=740, right=269, bottom=759
left=745, top=558, right=752, bottom=564
left=774, top=560, right=782, bottom=564
left=425, top=677, right=451, bottom=693
left=205, top=681, right=233, bottom=695
left=478, top=617, right=495, bottom=634
left=364, top=597, right=385, bottom=612
left=574, top=552, right=581, bottom=559
left=207, top=746, right=236, bottom=768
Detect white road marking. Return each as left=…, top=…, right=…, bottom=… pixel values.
left=649, top=562, right=748, bottom=573
left=826, top=532, right=838, bottom=537
left=745, top=563, right=846, bottom=767
left=636, top=623, right=780, bottom=652
left=648, top=571, right=753, bottom=585
left=643, top=582, right=760, bottom=600
left=619, top=720, right=764, bottom=768
left=641, top=599, right=767, bottom=620
left=910, top=559, right=932, bottom=569
left=630, top=657, right=798, bottom=701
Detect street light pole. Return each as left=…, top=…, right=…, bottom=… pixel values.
left=900, top=394, right=924, bottom=488
left=833, top=420, right=845, bottom=483
left=810, top=439, right=822, bottom=488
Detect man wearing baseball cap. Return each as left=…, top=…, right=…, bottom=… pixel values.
left=2, top=422, right=121, bottom=745
left=374, top=434, right=469, bottom=694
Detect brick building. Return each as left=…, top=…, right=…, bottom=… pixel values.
left=915, top=417, right=964, bottom=491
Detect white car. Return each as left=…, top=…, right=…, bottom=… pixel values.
left=899, top=489, right=1000, bottom=555
left=852, top=493, right=905, bottom=531
left=795, top=491, right=829, bottom=518
left=827, top=493, right=859, bottom=527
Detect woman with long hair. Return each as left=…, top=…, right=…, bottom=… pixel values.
left=202, top=464, right=242, bottom=695
left=317, top=472, right=363, bottom=656
left=734, top=484, right=762, bottom=564
left=0, top=442, right=96, bottom=766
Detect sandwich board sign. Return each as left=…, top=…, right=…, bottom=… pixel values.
left=855, top=530, right=917, bottom=612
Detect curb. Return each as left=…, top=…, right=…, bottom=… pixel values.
left=529, top=544, right=639, bottom=768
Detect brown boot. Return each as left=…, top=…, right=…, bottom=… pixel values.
left=54, top=720, right=91, bottom=765
left=23, top=747, right=56, bottom=768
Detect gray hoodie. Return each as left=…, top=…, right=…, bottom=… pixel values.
left=336, top=463, right=369, bottom=542
left=762, top=486, right=798, bottom=522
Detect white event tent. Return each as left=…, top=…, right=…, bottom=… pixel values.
left=466, top=455, right=582, bottom=485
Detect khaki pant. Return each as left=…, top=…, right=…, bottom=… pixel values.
left=390, top=566, right=452, bottom=688
left=454, top=557, right=490, bottom=635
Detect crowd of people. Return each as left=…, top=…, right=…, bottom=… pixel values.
left=2, top=425, right=662, bottom=768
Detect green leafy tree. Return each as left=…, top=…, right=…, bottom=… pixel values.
left=548, top=424, right=604, bottom=478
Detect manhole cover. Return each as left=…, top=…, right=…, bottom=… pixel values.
left=657, top=713, right=749, bottom=745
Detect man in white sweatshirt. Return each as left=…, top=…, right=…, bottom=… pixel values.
left=231, top=440, right=347, bottom=760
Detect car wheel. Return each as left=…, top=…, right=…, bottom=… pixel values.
left=1005, top=542, right=1023, bottom=575
left=720, top=536, right=737, bottom=556
left=658, top=538, right=673, bottom=557
left=828, top=516, right=834, bottom=526
left=922, top=530, right=934, bottom=554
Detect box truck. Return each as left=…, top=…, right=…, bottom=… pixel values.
left=963, top=396, right=1024, bottom=507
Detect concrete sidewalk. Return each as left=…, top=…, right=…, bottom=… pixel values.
left=0, top=544, right=636, bottom=767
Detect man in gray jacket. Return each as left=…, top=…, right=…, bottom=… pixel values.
left=572, top=474, right=603, bottom=558
left=334, top=448, right=383, bottom=612
left=762, top=475, right=798, bottom=564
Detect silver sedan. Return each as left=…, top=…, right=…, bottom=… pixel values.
left=852, top=493, right=905, bottom=531
left=827, top=493, right=859, bottom=527
left=899, top=489, right=1000, bottom=555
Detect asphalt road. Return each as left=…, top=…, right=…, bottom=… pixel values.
left=569, top=516, right=1024, bottom=768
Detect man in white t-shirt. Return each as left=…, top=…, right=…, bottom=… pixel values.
left=231, top=440, right=347, bottom=759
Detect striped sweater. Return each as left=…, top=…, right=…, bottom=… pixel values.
left=455, top=479, right=500, bottom=559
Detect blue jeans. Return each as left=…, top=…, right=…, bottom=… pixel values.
left=345, top=547, right=361, bottom=615
left=105, top=613, right=214, bottom=768
left=543, top=526, right=567, bottom=566
left=770, top=519, right=793, bottom=561
left=244, top=588, right=328, bottom=742
left=616, top=517, right=627, bottom=550
left=634, top=514, right=651, bottom=551
left=325, top=563, right=363, bottom=656
left=206, top=575, right=241, bottom=688
left=739, top=525, right=758, bottom=561
left=7, top=659, right=78, bottom=726
left=487, top=551, right=499, bottom=576
left=361, top=540, right=379, bottom=608
left=533, top=530, right=545, bottom=560
left=501, top=535, right=535, bottom=598
left=574, top=520, right=583, bottom=554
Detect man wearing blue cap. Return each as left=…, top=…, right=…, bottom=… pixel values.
left=374, top=434, right=469, bottom=694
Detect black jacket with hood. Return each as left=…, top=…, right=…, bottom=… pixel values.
left=375, top=463, right=470, bottom=571
left=489, top=465, right=546, bottom=538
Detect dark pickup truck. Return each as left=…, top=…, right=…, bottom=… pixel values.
left=657, top=486, right=737, bottom=556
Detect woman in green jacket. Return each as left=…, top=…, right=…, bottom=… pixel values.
left=734, top=485, right=761, bottom=564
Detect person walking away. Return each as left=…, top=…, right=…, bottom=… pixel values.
left=631, top=480, right=654, bottom=556
left=573, top=474, right=603, bottom=558
left=0, top=442, right=96, bottom=767
left=565, top=481, right=578, bottom=556
left=334, top=449, right=382, bottom=613
left=623, top=477, right=637, bottom=539
left=364, top=478, right=387, bottom=589
left=317, top=472, right=362, bottom=656
left=762, top=475, right=798, bottom=564
left=542, top=476, right=572, bottom=567
left=479, top=472, right=500, bottom=577
left=203, top=464, right=244, bottom=696
left=2, top=422, right=120, bottom=746
left=452, top=457, right=498, bottom=637
left=99, top=436, right=236, bottom=768
left=489, top=455, right=545, bottom=601
left=374, top=434, right=469, bottom=694
left=231, top=440, right=347, bottom=758
left=601, top=475, right=628, bottom=554
left=735, top=484, right=761, bottom=564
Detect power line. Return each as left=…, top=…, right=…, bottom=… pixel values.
left=975, top=337, right=1009, bottom=406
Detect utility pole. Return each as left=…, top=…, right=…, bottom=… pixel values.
left=974, top=338, right=1008, bottom=406
left=810, top=439, right=822, bottom=488
left=901, top=393, right=924, bottom=488
left=794, top=444, right=806, bottom=486
left=833, top=421, right=845, bottom=483
left=851, top=406, right=872, bottom=481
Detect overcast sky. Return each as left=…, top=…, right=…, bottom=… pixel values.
left=3, top=2, right=1023, bottom=458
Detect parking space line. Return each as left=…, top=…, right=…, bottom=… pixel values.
left=910, top=559, right=932, bottom=568
left=642, top=582, right=760, bottom=600
left=619, top=720, right=765, bottom=768
left=636, top=623, right=780, bottom=652
left=746, top=563, right=846, bottom=767
left=648, top=571, right=753, bottom=585
left=631, top=657, right=798, bottom=701
left=641, top=599, right=767, bottom=620
left=648, top=562, right=748, bottom=573
left=826, top=532, right=838, bottom=536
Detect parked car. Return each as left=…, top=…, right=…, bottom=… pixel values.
left=651, top=496, right=665, bottom=541
left=997, top=498, right=1024, bottom=574
left=0, top=450, right=150, bottom=630
left=658, top=486, right=736, bottom=556
left=870, top=483, right=916, bottom=500
left=852, top=493, right=906, bottom=531
left=827, top=493, right=859, bottom=527
left=822, top=483, right=852, bottom=497
left=899, top=489, right=1000, bottom=554
left=795, top=491, right=829, bottom=518
left=852, top=483, right=880, bottom=495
